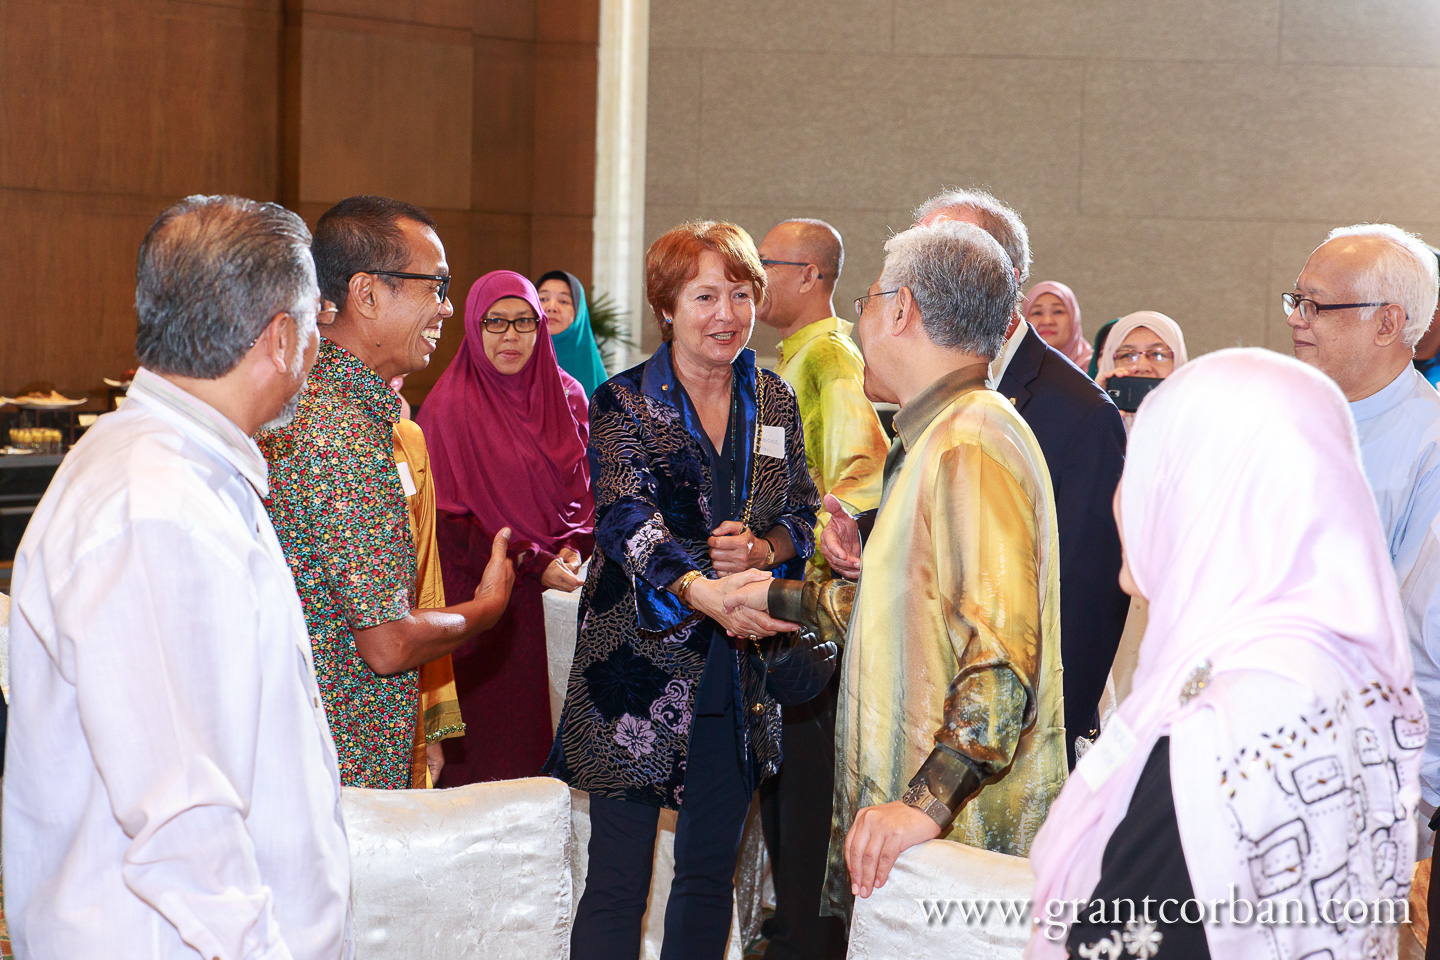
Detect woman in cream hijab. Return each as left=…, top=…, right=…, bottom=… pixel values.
left=1027, top=349, right=1422, bottom=959
left=1096, top=310, right=1189, bottom=431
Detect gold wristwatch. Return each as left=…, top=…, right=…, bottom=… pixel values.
left=759, top=535, right=776, bottom=569
left=674, top=570, right=705, bottom=607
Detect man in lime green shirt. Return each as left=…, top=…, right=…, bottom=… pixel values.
left=759, top=219, right=890, bottom=581
left=755, top=218, right=889, bottom=960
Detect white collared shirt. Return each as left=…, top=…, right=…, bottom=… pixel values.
left=3, top=368, right=353, bottom=960
left=987, top=317, right=1030, bottom=389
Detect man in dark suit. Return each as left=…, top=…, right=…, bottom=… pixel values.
left=915, top=189, right=1129, bottom=764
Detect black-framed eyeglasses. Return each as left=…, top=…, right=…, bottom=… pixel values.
left=361, top=270, right=451, bottom=303
left=482, top=315, right=541, bottom=334
left=760, top=258, right=824, bottom=280
left=1281, top=291, right=1398, bottom=324
left=1113, top=346, right=1176, bottom=366
left=854, top=288, right=899, bottom=320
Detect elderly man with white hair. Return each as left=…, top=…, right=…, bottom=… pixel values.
left=1287, top=222, right=1440, bottom=821
left=727, top=219, right=1067, bottom=922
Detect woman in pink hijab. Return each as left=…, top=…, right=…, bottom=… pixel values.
left=1027, top=349, right=1421, bottom=959
left=1023, top=281, right=1091, bottom=368
left=417, top=270, right=595, bottom=784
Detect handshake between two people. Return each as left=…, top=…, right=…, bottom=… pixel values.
left=689, top=494, right=865, bottom=641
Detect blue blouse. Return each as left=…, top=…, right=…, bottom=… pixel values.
left=545, top=344, right=819, bottom=808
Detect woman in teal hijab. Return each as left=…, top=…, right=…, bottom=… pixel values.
left=536, top=270, right=609, bottom=396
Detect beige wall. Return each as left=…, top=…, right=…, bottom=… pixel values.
left=642, top=0, right=1440, bottom=362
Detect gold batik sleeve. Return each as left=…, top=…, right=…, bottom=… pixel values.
left=907, top=443, right=1042, bottom=824
left=394, top=421, right=465, bottom=789
left=768, top=577, right=855, bottom=644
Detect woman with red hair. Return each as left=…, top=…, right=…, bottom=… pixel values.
left=547, top=221, right=820, bottom=959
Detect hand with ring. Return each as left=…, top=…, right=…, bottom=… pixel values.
left=708, top=520, right=771, bottom=574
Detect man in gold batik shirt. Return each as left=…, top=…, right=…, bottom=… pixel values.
left=729, top=220, right=1067, bottom=922
left=755, top=219, right=891, bottom=958
left=391, top=390, right=466, bottom=789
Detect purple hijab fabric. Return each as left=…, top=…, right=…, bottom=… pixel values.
left=418, top=270, right=593, bottom=554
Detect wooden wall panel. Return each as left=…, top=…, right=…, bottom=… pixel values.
left=0, top=191, right=161, bottom=396
left=532, top=42, right=598, bottom=217
left=531, top=213, right=594, bottom=287
left=1, top=0, right=598, bottom=401
left=302, top=0, right=472, bottom=28
left=472, top=36, right=537, bottom=215
left=298, top=16, right=474, bottom=209
left=538, top=0, right=600, bottom=45
left=0, top=1, right=281, bottom=198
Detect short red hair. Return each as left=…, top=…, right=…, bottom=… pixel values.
left=645, top=220, right=767, bottom=343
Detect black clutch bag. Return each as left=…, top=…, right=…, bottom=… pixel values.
left=752, top=628, right=838, bottom=706
left=737, top=372, right=837, bottom=706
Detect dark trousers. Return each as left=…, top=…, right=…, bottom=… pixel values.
left=572, top=702, right=752, bottom=960
left=759, top=678, right=847, bottom=960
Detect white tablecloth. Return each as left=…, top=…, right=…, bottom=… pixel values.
left=543, top=588, right=763, bottom=957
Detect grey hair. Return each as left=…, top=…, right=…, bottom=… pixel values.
left=913, top=187, right=1031, bottom=284
left=880, top=220, right=1017, bottom=358
left=136, top=195, right=317, bottom=379
left=1324, top=223, right=1440, bottom=348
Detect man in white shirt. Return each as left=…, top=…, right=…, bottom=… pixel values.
left=1287, top=223, right=1440, bottom=825
left=4, top=195, right=353, bottom=960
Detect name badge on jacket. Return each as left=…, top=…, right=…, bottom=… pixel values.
left=758, top=425, right=785, bottom=459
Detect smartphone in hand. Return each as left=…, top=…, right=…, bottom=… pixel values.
left=1106, top=376, right=1164, bottom=413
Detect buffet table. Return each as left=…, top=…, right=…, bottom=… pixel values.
left=0, top=454, right=64, bottom=587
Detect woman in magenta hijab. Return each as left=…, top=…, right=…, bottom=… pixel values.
left=1022, top=281, right=1092, bottom=369
left=418, top=270, right=595, bottom=784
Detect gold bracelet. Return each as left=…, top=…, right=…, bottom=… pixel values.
left=674, top=570, right=704, bottom=607
left=759, top=536, right=776, bottom=569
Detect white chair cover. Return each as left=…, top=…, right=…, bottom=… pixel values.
left=847, top=839, right=1033, bottom=960
left=544, top=587, right=582, bottom=733
left=344, top=777, right=573, bottom=959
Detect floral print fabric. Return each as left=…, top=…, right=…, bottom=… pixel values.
left=545, top=345, right=819, bottom=808
left=259, top=340, right=418, bottom=789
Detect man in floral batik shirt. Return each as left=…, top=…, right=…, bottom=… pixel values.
left=260, top=195, right=514, bottom=788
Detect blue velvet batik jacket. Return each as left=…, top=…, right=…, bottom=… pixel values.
left=545, top=344, right=819, bottom=808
